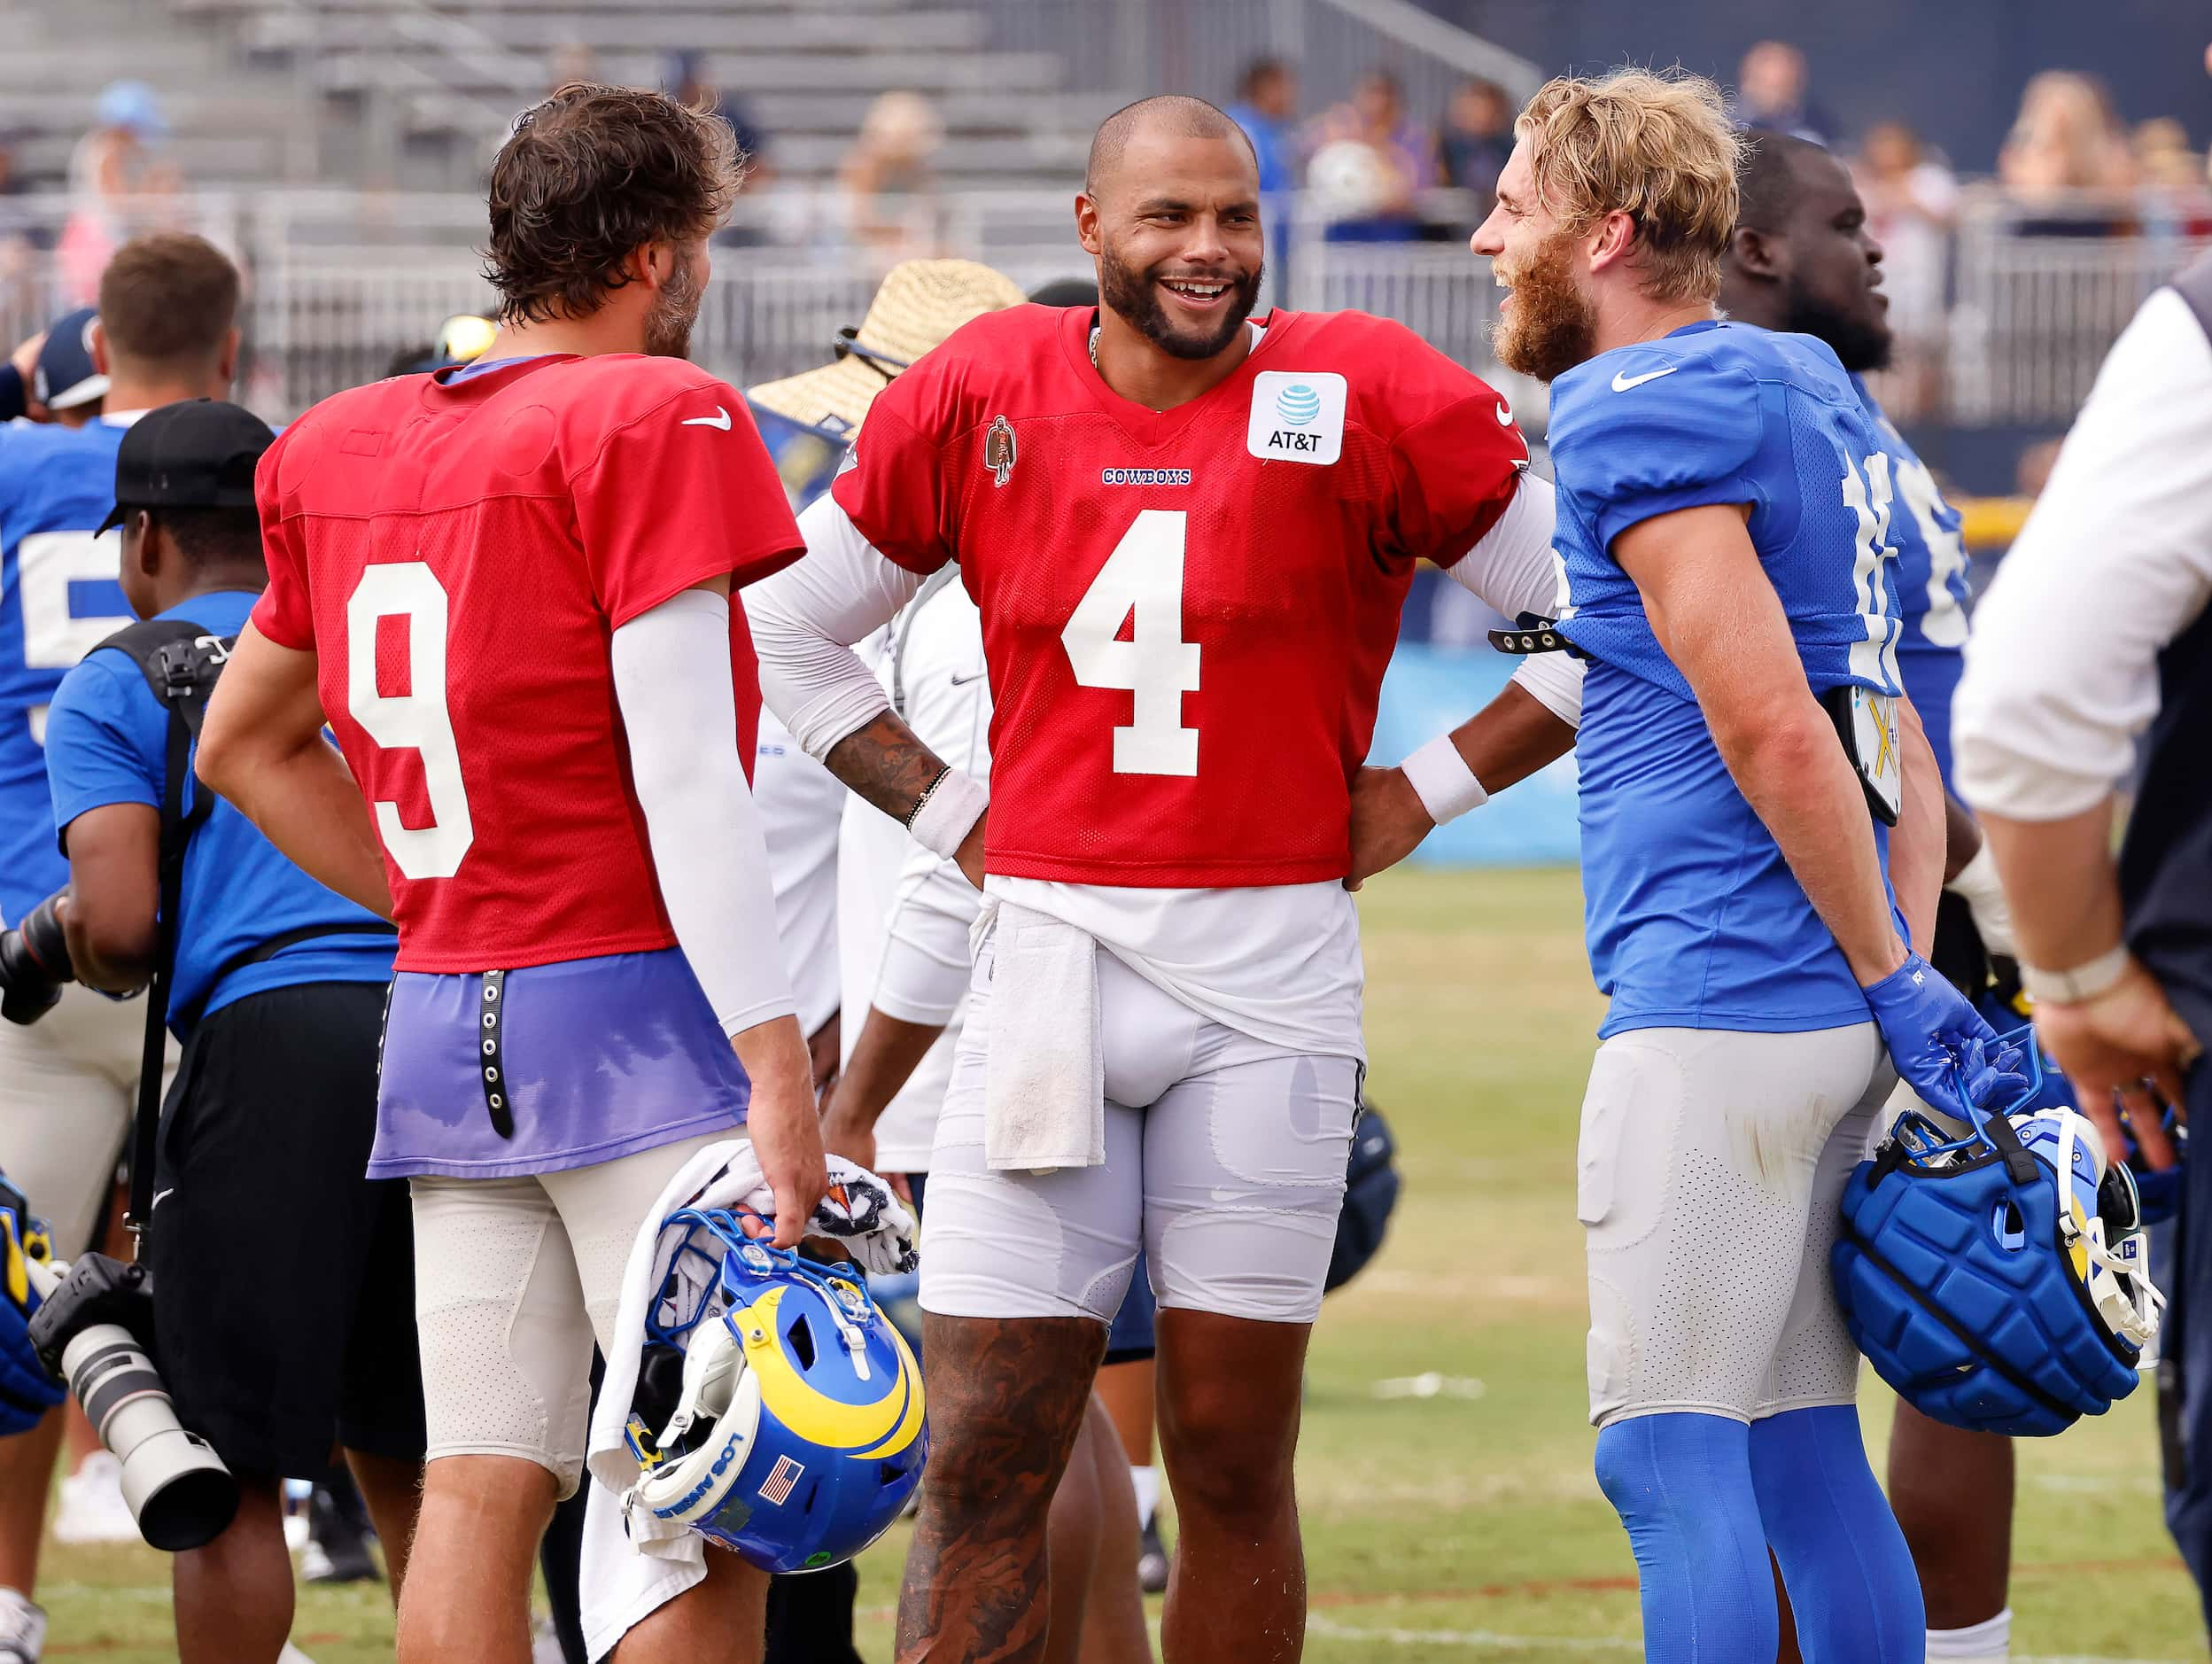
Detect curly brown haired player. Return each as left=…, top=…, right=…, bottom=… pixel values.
left=197, top=83, right=825, bottom=1664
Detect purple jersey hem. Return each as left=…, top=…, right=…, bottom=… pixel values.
left=368, top=1107, right=744, bottom=1182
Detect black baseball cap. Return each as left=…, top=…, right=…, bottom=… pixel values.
left=97, top=399, right=276, bottom=534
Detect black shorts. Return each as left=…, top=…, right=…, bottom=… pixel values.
left=149, top=981, right=425, bottom=1478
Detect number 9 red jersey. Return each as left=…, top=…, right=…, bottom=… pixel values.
left=831, top=304, right=1531, bottom=888
left=250, top=354, right=804, bottom=971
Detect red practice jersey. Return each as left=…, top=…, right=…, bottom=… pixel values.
left=252, top=354, right=803, bottom=972
left=833, top=304, right=1530, bottom=887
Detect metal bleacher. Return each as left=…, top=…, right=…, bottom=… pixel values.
left=161, top=0, right=1112, bottom=196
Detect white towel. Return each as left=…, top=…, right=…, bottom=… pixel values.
left=981, top=900, right=1105, bottom=1173
left=578, top=1138, right=917, bottom=1658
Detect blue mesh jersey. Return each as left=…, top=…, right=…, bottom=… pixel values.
left=1549, top=320, right=1906, bottom=1038
left=1852, top=375, right=1971, bottom=787
left=0, top=419, right=136, bottom=926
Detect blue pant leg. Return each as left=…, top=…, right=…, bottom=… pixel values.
left=1749, top=1404, right=1923, bottom=1663
left=2164, top=1061, right=2212, bottom=1635
left=1595, top=1412, right=1777, bottom=1664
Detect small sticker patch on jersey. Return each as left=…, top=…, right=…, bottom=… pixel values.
left=982, top=416, right=1017, bottom=487
left=1100, top=467, right=1191, bottom=486
left=1246, top=372, right=1346, bottom=464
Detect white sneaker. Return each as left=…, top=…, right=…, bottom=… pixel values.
left=50, top=1451, right=138, bottom=1545
left=0, top=1586, right=47, bottom=1664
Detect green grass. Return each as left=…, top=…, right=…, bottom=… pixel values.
left=35, top=867, right=2205, bottom=1660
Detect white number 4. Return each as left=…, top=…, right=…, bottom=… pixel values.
left=1060, top=509, right=1200, bottom=775
left=345, top=562, right=475, bottom=879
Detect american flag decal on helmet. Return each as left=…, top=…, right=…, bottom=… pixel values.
left=983, top=416, right=1016, bottom=487
left=759, top=1455, right=806, bottom=1505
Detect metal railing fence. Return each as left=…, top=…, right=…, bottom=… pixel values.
left=0, top=187, right=2200, bottom=427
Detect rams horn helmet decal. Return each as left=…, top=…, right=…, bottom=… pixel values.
left=623, top=1209, right=927, bottom=1574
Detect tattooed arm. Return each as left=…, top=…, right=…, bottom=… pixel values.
left=749, top=494, right=989, bottom=883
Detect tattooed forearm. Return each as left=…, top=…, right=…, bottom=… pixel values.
left=896, top=1313, right=1103, bottom=1664
left=824, top=709, right=955, bottom=826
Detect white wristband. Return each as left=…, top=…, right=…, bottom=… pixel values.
left=2020, top=943, right=2131, bottom=1006
left=1401, top=733, right=1489, bottom=825
left=907, top=766, right=989, bottom=859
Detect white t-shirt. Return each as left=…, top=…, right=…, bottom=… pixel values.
left=1955, top=284, right=2212, bottom=819
left=753, top=705, right=845, bottom=1037
left=836, top=581, right=992, bottom=1170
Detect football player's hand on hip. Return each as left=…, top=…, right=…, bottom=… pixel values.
left=1345, top=766, right=1433, bottom=891
left=1862, top=952, right=2028, bottom=1123
left=954, top=813, right=988, bottom=891
left=2036, top=960, right=2200, bottom=1171
left=732, top=1015, right=831, bottom=1249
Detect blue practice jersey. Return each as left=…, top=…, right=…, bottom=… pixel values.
left=43, top=589, right=396, bottom=1038
left=0, top=418, right=136, bottom=925
left=1549, top=320, right=1906, bottom=1038
left=1852, top=376, right=1971, bottom=788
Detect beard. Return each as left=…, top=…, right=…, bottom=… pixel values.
left=1489, top=229, right=1599, bottom=384
left=1098, top=239, right=1263, bottom=362
left=1782, top=286, right=1893, bottom=374
left=644, top=256, right=704, bottom=360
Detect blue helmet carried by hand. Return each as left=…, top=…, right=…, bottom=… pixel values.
left=621, top=1209, right=927, bottom=1574
left=1975, top=991, right=2185, bottom=1226
left=1834, top=1030, right=2162, bottom=1436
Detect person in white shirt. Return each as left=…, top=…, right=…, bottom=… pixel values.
left=1952, top=251, right=2212, bottom=1628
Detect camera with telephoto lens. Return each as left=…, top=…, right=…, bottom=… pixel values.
left=0, top=891, right=74, bottom=1025
left=25, top=1253, right=237, bottom=1551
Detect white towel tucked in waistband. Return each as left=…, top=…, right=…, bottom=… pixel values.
left=982, top=899, right=1105, bottom=1173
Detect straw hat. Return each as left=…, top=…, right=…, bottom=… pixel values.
left=746, top=258, right=1028, bottom=436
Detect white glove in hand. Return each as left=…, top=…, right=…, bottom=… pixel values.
left=1945, top=841, right=2016, bottom=960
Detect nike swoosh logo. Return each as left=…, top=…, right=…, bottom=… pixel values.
left=1610, top=366, right=1678, bottom=393
left=949, top=672, right=986, bottom=686
left=681, top=407, right=733, bottom=430
left=151, top=1188, right=174, bottom=1210
left=1494, top=400, right=1514, bottom=425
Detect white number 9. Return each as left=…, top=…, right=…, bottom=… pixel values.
left=345, top=563, right=475, bottom=879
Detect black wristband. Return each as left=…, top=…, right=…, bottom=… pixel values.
left=0, top=362, right=25, bottom=424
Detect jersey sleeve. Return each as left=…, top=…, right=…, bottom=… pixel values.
left=829, top=374, right=957, bottom=577
left=1385, top=390, right=1527, bottom=565
left=43, top=655, right=161, bottom=848
left=1548, top=359, right=1766, bottom=553
left=572, top=382, right=806, bottom=628
left=251, top=427, right=316, bottom=651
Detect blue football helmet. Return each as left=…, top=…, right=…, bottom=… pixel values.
left=1834, top=1030, right=2163, bottom=1436
left=1974, top=993, right=2185, bottom=1225
left=621, top=1209, right=927, bottom=1574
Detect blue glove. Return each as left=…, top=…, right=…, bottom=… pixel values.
left=0, top=1172, right=66, bottom=1435
left=1863, top=953, right=2028, bottom=1122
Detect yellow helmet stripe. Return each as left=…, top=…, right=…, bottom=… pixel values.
left=852, top=1321, right=926, bottom=1460
left=741, top=1286, right=917, bottom=1452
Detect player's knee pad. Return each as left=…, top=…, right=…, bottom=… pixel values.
left=1594, top=1413, right=1776, bottom=1664
left=1749, top=1406, right=1923, bottom=1664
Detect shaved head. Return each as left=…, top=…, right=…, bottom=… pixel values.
left=1085, top=95, right=1256, bottom=198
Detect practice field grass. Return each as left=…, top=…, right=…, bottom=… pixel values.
left=34, top=867, right=2205, bottom=1660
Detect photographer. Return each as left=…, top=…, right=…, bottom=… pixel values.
left=0, top=233, right=241, bottom=1653
left=33, top=400, right=423, bottom=1664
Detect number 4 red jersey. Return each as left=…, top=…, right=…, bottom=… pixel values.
left=831, top=304, right=1530, bottom=887
left=251, top=354, right=803, bottom=972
